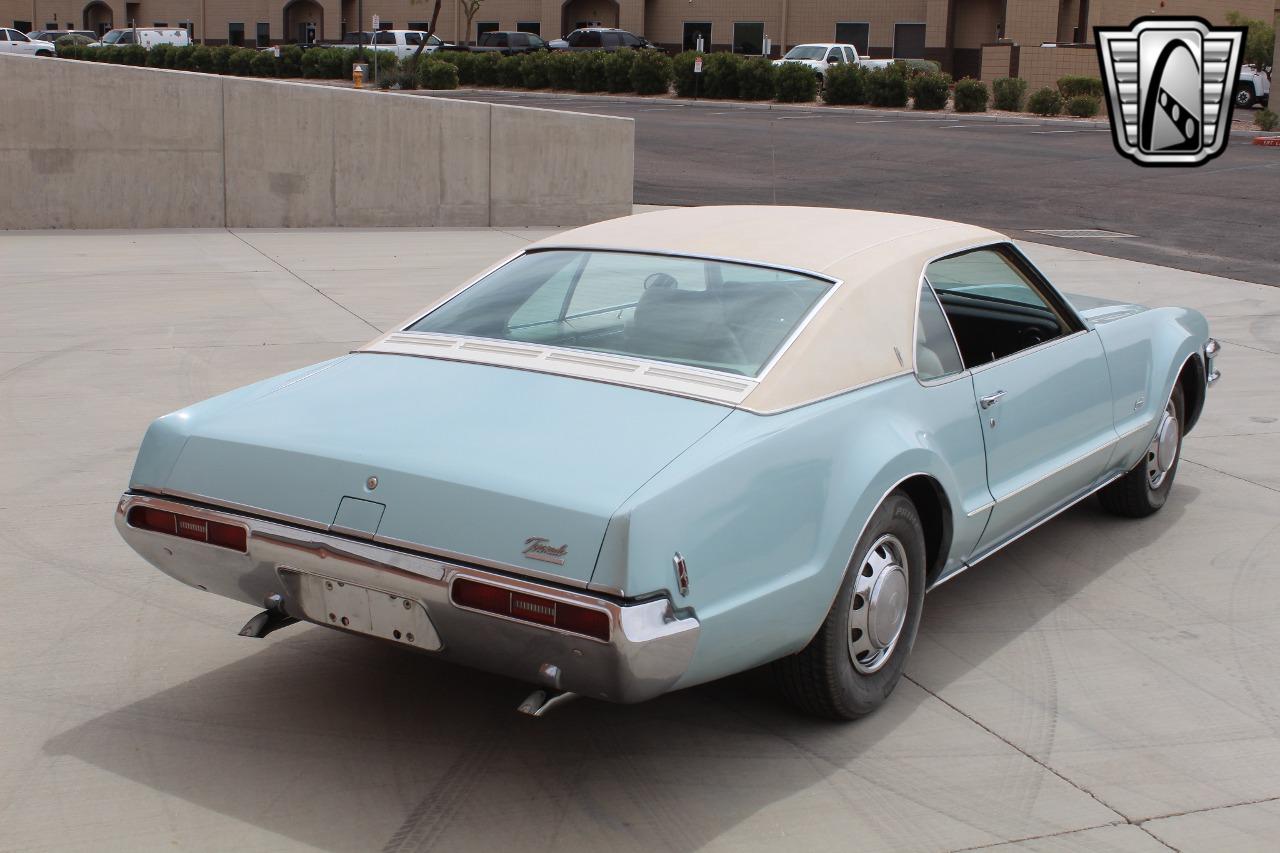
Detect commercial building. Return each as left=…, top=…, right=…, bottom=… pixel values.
left=5, top=0, right=1275, bottom=83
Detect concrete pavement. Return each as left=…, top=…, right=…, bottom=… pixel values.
left=1, top=219, right=1278, bottom=852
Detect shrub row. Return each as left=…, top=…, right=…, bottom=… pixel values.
left=822, top=64, right=991, bottom=112
left=435, top=49, right=673, bottom=95
left=54, top=42, right=411, bottom=83
left=1027, top=87, right=1101, bottom=117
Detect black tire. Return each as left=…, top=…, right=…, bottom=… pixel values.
left=1235, top=85, right=1255, bottom=108
left=1099, top=384, right=1184, bottom=518
left=36, top=50, right=53, bottom=57
left=773, top=492, right=926, bottom=720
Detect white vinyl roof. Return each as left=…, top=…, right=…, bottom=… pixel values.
left=366, top=207, right=1006, bottom=413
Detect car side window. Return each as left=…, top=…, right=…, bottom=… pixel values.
left=375, top=31, right=395, bottom=44
left=404, top=32, right=421, bottom=45
left=925, top=247, right=1072, bottom=369
left=827, top=48, right=842, bottom=62
left=0, top=30, right=9, bottom=40
left=578, top=31, right=602, bottom=47
left=621, top=33, right=641, bottom=47
left=844, top=46, right=856, bottom=62
left=915, top=281, right=965, bottom=381
left=602, top=33, right=621, bottom=48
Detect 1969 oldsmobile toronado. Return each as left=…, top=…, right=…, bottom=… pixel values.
left=116, top=207, right=1219, bottom=718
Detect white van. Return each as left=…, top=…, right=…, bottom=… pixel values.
left=88, top=27, right=191, bottom=49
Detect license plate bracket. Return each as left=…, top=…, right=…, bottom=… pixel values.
left=279, top=568, right=442, bottom=650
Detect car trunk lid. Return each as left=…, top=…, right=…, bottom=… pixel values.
left=160, top=353, right=730, bottom=585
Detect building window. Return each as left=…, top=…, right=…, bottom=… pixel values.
left=13, top=19, right=32, bottom=31
left=476, top=21, right=498, bottom=41
left=44, top=21, right=57, bottom=29
left=180, top=21, right=194, bottom=39
left=835, top=22, right=869, bottom=55
left=256, top=22, right=269, bottom=46
left=228, top=22, right=244, bottom=46
left=517, top=21, right=539, bottom=35
left=892, top=23, right=925, bottom=58
left=732, top=22, right=764, bottom=54
left=682, top=22, right=711, bottom=52
left=378, top=20, right=393, bottom=30
left=152, top=21, right=167, bottom=26
left=408, top=21, right=429, bottom=31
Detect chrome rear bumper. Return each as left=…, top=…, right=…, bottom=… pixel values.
left=115, top=493, right=699, bottom=703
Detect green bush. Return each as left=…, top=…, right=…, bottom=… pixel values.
left=1027, top=86, right=1063, bottom=116
left=56, top=43, right=81, bottom=59
left=1065, top=94, right=1100, bottom=117
left=227, top=47, right=255, bottom=76
left=546, top=50, right=576, bottom=89
left=737, top=57, right=776, bottom=101
left=700, top=52, right=743, bottom=99
left=775, top=62, right=818, bottom=102
left=953, top=77, right=989, bottom=112
left=211, top=45, right=237, bottom=74
left=396, top=67, right=419, bottom=90
left=672, top=51, right=702, bottom=96
left=191, top=45, right=213, bottom=72
left=364, top=51, right=399, bottom=83
left=1257, top=109, right=1279, bottom=131
left=521, top=51, right=550, bottom=88
left=319, top=48, right=346, bottom=78
left=910, top=71, right=951, bottom=110
left=1057, top=75, right=1103, bottom=98
left=472, top=51, right=501, bottom=85
left=865, top=65, right=909, bottom=107
left=603, top=49, right=636, bottom=93
left=821, top=63, right=866, bottom=105
left=277, top=45, right=301, bottom=77
left=630, top=50, right=673, bottom=96
left=147, top=44, right=173, bottom=68
left=992, top=76, right=1027, bottom=111
left=171, top=45, right=196, bottom=70
left=573, top=50, right=608, bottom=92
left=56, top=33, right=94, bottom=47
left=250, top=49, right=278, bottom=78
left=894, top=58, right=941, bottom=76
left=437, top=50, right=476, bottom=84
left=417, top=59, right=459, bottom=90
left=121, top=45, right=147, bottom=65
left=496, top=53, right=525, bottom=87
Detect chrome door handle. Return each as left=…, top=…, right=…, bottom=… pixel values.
left=979, top=390, right=1006, bottom=409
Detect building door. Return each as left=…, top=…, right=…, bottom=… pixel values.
left=893, top=22, right=925, bottom=58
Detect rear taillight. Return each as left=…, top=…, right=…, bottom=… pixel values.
left=451, top=578, right=610, bottom=641
left=128, top=506, right=247, bottom=552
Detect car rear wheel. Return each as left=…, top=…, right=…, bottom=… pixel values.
left=36, top=49, right=53, bottom=56
left=1235, top=85, right=1255, bottom=108
left=773, top=492, right=926, bottom=719
left=1099, top=384, right=1184, bottom=518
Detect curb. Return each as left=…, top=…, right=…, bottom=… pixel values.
left=445, top=87, right=1276, bottom=137
left=1255, top=135, right=1280, bottom=146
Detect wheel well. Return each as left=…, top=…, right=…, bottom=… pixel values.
left=1177, top=354, right=1206, bottom=434
left=896, top=475, right=952, bottom=587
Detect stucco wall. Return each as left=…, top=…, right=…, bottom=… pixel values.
left=0, top=53, right=633, bottom=230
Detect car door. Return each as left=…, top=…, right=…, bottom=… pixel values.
left=927, top=245, right=1117, bottom=556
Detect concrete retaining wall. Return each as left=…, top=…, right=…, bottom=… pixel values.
left=0, top=53, right=633, bottom=230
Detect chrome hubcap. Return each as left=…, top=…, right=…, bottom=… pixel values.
left=848, top=534, right=909, bottom=675
left=1146, top=402, right=1179, bottom=489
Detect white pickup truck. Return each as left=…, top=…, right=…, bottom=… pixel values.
left=1236, top=64, right=1271, bottom=108
left=327, top=30, right=443, bottom=60
left=87, top=27, right=191, bottom=48
left=772, top=43, right=892, bottom=82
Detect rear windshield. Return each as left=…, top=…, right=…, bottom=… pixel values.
left=784, top=46, right=826, bottom=60
left=406, top=250, right=831, bottom=377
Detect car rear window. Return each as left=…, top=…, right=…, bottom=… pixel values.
left=407, top=250, right=832, bottom=377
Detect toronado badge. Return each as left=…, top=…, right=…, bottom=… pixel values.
left=1095, top=17, right=1246, bottom=166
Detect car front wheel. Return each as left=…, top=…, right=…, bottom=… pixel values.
left=1235, top=85, right=1255, bottom=107
left=1099, top=384, right=1184, bottom=518
left=773, top=492, right=926, bottom=719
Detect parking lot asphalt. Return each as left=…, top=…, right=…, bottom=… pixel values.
left=2, top=220, right=1278, bottom=852
left=421, top=90, right=1280, bottom=286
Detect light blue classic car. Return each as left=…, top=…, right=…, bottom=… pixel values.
left=116, top=207, right=1219, bottom=718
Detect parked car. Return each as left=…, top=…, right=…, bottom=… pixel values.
left=115, top=206, right=1218, bottom=719
left=87, top=27, right=191, bottom=48
left=773, top=42, right=891, bottom=82
left=27, top=28, right=95, bottom=42
left=469, top=30, right=550, bottom=54
left=1235, top=63, right=1271, bottom=108
left=548, top=28, right=659, bottom=51
left=0, top=28, right=55, bottom=56
left=326, top=30, right=443, bottom=60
